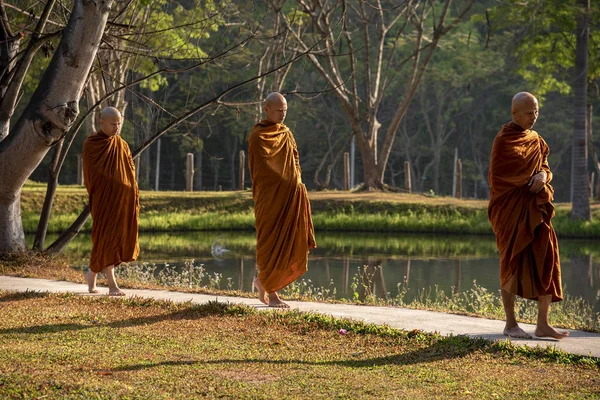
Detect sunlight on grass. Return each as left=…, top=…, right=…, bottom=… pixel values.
left=0, top=291, right=598, bottom=399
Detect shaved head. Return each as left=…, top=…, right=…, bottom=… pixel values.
left=264, top=92, right=287, bottom=124
left=100, top=106, right=122, bottom=120
left=99, top=106, right=123, bottom=136
left=265, top=92, right=286, bottom=106
left=511, top=92, right=539, bottom=130
left=511, top=92, right=537, bottom=110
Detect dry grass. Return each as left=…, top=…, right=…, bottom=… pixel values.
left=0, top=291, right=598, bottom=399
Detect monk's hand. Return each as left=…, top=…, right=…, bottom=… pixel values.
left=528, top=171, right=547, bottom=193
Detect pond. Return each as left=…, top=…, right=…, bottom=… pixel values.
left=40, top=231, right=600, bottom=312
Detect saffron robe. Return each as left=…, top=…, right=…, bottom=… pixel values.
left=248, top=120, right=317, bottom=293
left=83, top=132, right=140, bottom=273
left=488, top=121, right=562, bottom=302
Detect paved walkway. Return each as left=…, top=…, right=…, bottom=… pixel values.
left=1, top=276, right=599, bottom=358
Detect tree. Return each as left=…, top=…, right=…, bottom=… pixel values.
left=0, top=0, right=112, bottom=252
left=571, top=0, right=591, bottom=220
left=281, top=0, right=476, bottom=190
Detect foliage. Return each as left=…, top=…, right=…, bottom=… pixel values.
left=482, top=0, right=600, bottom=97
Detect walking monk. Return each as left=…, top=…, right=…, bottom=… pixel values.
left=488, top=92, right=568, bottom=339
left=82, top=106, right=140, bottom=296
left=248, top=92, right=317, bottom=308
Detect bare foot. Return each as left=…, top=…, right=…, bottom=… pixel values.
left=108, top=288, right=126, bottom=297
left=253, top=278, right=268, bottom=305
left=535, top=325, right=569, bottom=340
left=86, top=270, right=99, bottom=294
left=503, top=325, right=532, bottom=339
left=268, top=292, right=290, bottom=308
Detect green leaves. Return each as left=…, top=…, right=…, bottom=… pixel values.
left=485, top=0, right=599, bottom=97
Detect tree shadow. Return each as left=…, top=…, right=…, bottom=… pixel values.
left=0, top=290, right=52, bottom=303
left=0, top=301, right=235, bottom=335
left=112, top=335, right=486, bottom=372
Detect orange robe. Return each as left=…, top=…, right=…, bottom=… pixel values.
left=83, top=132, right=140, bottom=273
left=248, top=120, right=317, bottom=293
left=488, top=121, right=562, bottom=302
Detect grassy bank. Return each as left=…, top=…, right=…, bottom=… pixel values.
left=0, top=291, right=598, bottom=399
left=20, top=183, right=600, bottom=238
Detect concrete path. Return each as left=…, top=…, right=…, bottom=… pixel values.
left=1, top=276, right=599, bottom=358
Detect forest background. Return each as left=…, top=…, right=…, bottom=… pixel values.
left=10, top=0, right=600, bottom=203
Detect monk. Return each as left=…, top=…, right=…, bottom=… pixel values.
left=82, top=106, right=140, bottom=296
left=248, top=92, right=317, bottom=308
left=488, top=92, right=568, bottom=339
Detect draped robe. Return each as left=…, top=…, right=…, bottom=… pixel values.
left=488, top=122, right=562, bottom=302
left=83, top=132, right=140, bottom=273
left=248, top=120, right=317, bottom=293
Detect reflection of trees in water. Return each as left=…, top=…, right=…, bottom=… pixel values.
left=349, top=257, right=466, bottom=302
left=454, top=259, right=461, bottom=294
left=239, top=259, right=244, bottom=291
left=571, top=255, right=600, bottom=301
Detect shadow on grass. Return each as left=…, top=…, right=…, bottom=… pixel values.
left=111, top=335, right=487, bottom=370
left=0, top=300, right=237, bottom=335
left=0, top=290, right=51, bottom=303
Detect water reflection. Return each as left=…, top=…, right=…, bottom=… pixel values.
left=33, top=231, right=600, bottom=311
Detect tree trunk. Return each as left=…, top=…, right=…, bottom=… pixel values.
left=432, top=144, right=442, bottom=194
left=0, top=0, right=112, bottom=252
left=354, top=130, right=383, bottom=190
left=33, top=139, right=64, bottom=251
left=571, top=0, right=590, bottom=220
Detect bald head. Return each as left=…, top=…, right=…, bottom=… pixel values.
left=264, top=92, right=287, bottom=124
left=99, top=106, right=123, bottom=136
left=511, top=92, right=539, bottom=130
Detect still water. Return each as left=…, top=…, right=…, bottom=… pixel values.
left=48, top=231, right=600, bottom=311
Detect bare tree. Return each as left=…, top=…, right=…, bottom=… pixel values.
left=281, top=0, right=475, bottom=190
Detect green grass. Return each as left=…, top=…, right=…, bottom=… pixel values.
left=0, top=291, right=598, bottom=399
left=20, top=183, right=600, bottom=238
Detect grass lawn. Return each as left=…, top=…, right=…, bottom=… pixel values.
left=0, top=291, right=598, bottom=399
left=20, top=183, right=600, bottom=238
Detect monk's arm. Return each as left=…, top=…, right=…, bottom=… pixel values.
left=539, top=136, right=553, bottom=184
left=290, top=133, right=302, bottom=174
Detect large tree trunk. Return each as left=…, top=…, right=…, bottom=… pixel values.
left=570, top=0, right=590, bottom=220
left=0, top=0, right=112, bottom=252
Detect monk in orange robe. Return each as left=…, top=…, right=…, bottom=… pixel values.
left=248, top=92, right=317, bottom=308
left=82, top=107, right=140, bottom=296
left=488, top=92, right=568, bottom=339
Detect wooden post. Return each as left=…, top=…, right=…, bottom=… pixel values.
left=452, top=147, right=458, bottom=197
left=590, top=172, right=595, bottom=199
left=343, top=152, right=350, bottom=190
left=456, top=158, right=462, bottom=199
left=239, top=150, right=245, bottom=190
left=155, top=138, right=161, bottom=191
left=218, top=184, right=222, bottom=192
left=185, top=153, right=194, bottom=191
left=76, top=154, right=83, bottom=185
left=404, top=161, right=411, bottom=193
